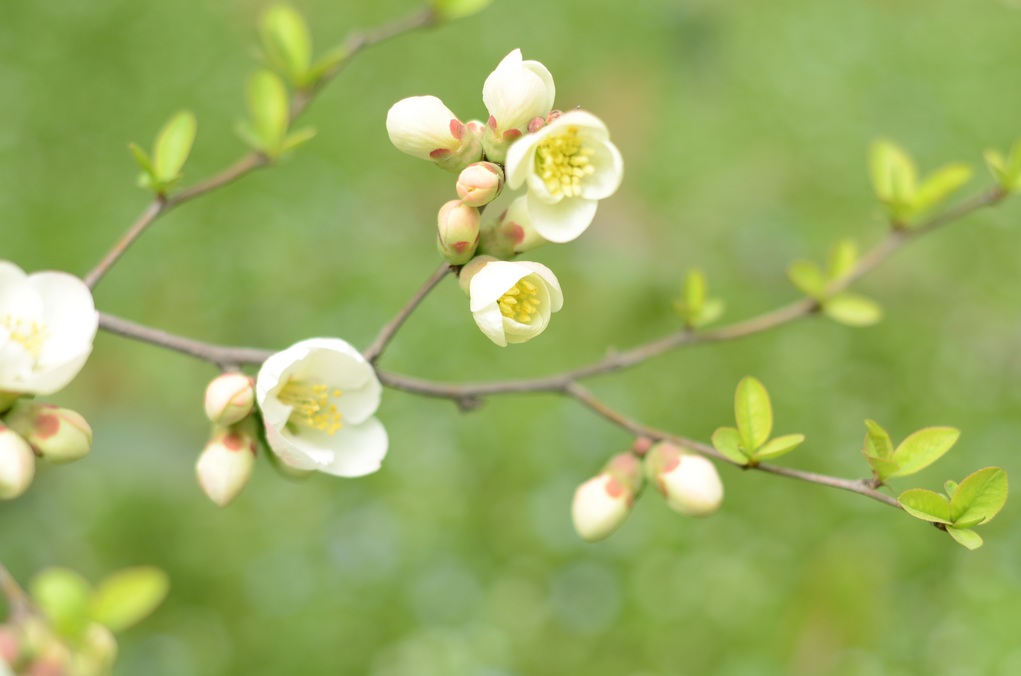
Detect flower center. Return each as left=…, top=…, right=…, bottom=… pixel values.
left=535, top=125, right=595, bottom=198
left=498, top=278, right=542, bottom=324
left=277, top=380, right=343, bottom=435
left=0, top=315, right=47, bottom=359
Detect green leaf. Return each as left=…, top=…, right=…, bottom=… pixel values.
left=244, top=70, right=290, bottom=154
left=869, top=139, right=917, bottom=206
left=153, top=110, right=197, bottom=184
left=947, top=527, right=983, bottom=550
left=912, top=163, right=972, bottom=216
left=734, top=377, right=772, bottom=453
left=950, top=467, right=1008, bottom=527
left=90, top=567, right=169, bottom=633
left=432, top=0, right=494, bottom=20
left=823, top=293, right=882, bottom=327
left=697, top=297, right=725, bottom=326
left=260, top=4, right=312, bottom=85
left=865, top=453, right=899, bottom=482
left=944, top=480, right=959, bottom=497
left=890, top=427, right=959, bottom=478
left=863, top=419, right=894, bottom=459
left=711, top=427, right=749, bottom=465
left=898, top=488, right=953, bottom=524
left=787, top=260, right=825, bottom=299
left=128, top=142, right=154, bottom=176
left=30, top=568, right=92, bottom=641
left=307, top=46, right=350, bottom=84
left=279, top=126, right=317, bottom=154
left=754, top=433, right=805, bottom=461
left=826, top=238, right=858, bottom=281
left=683, top=269, right=707, bottom=316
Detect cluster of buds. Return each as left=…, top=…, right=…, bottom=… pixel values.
left=387, top=49, right=623, bottom=347
left=0, top=402, right=93, bottom=499
left=196, top=372, right=258, bottom=506
left=571, top=440, right=724, bottom=542
left=0, top=617, right=116, bottom=676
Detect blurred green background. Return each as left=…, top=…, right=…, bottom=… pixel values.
left=3, top=0, right=1021, bottom=673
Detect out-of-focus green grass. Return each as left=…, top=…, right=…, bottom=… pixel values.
left=2, top=0, right=1020, bottom=673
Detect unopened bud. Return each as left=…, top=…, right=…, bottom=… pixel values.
left=571, top=452, right=644, bottom=542
left=457, top=255, right=497, bottom=296
left=4, top=402, right=92, bottom=465
left=478, top=196, right=547, bottom=257
left=456, top=162, right=504, bottom=207
left=196, top=425, right=257, bottom=507
left=437, top=200, right=481, bottom=265
left=204, top=372, right=255, bottom=426
left=386, top=96, right=483, bottom=172
left=0, top=426, right=35, bottom=499
left=645, top=442, right=723, bottom=517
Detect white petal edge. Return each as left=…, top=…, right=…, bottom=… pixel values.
left=525, top=194, right=599, bottom=244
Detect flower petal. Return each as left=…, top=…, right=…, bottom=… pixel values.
left=580, top=138, right=624, bottom=200
left=483, top=49, right=556, bottom=133
left=386, top=95, right=461, bottom=161
left=316, top=417, right=389, bottom=478
left=29, top=272, right=98, bottom=367
left=513, top=263, right=563, bottom=312
left=525, top=194, right=599, bottom=244
left=504, top=133, right=540, bottom=190
left=471, top=302, right=508, bottom=347
left=468, top=261, right=530, bottom=311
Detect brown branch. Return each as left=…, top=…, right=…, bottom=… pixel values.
left=84, top=8, right=437, bottom=291
left=364, top=262, right=452, bottom=364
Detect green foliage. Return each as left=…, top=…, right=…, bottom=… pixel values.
left=822, top=293, right=882, bottom=327
left=787, top=238, right=881, bottom=327
left=90, top=567, right=170, bottom=633
left=713, top=377, right=805, bottom=465
left=984, top=139, right=1021, bottom=192
left=260, top=4, right=312, bottom=87
left=786, top=260, right=825, bottom=298
left=868, top=140, right=972, bottom=224
left=30, top=568, right=92, bottom=641
left=129, top=110, right=197, bottom=195
left=897, top=467, right=1008, bottom=550
left=672, top=268, right=725, bottom=328
left=432, top=0, right=494, bottom=21
left=862, top=421, right=959, bottom=482
left=236, top=70, right=315, bottom=158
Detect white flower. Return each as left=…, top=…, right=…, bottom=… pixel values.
left=482, top=49, right=556, bottom=162
left=505, top=110, right=624, bottom=244
left=572, top=473, right=632, bottom=542
left=256, top=338, right=387, bottom=477
left=386, top=95, right=483, bottom=172
left=467, top=260, right=563, bottom=347
left=0, top=261, right=98, bottom=396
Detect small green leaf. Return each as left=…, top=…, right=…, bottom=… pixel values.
left=306, top=46, right=350, bottom=84
left=432, top=0, right=494, bottom=20
left=128, top=142, right=154, bottom=176
left=950, top=467, right=1008, bottom=527
left=898, top=488, right=953, bottom=524
left=754, top=433, right=805, bottom=461
left=260, top=4, right=312, bottom=86
left=279, top=126, right=317, bottom=154
left=823, top=293, right=882, bottom=327
left=697, top=297, right=725, bottom=327
left=30, top=568, right=92, bottom=641
left=912, top=163, right=973, bottom=216
left=683, top=269, right=707, bottom=316
left=890, top=427, right=960, bottom=478
left=90, top=567, right=169, bottom=633
left=865, top=453, right=899, bottom=482
left=826, top=238, right=858, bottom=281
left=869, top=140, right=917, bottom=206
left=787, top=260, right=825, bottom=299
left=947, top=527, right=983, bottom=550
left=244, top=70, right=290, bottom=154
left=153, top=110, right=197, bottom=184
left=712, top=427, right=749, bottom=465
left=944, top=480, right=959, bottom=497
left=863, top=419, right=894, bottom=459
left=734, top=377, right=772, bottom=453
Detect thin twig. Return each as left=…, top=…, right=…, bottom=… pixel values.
left=364, top=263, right=452, bottom=363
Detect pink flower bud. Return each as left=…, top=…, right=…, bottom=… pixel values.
left=196, top=426, right=257, bottom=507
left=0, top=426, right=35, bottom=499
left=203, top=372, right=255, bottom=426
left=645, top=442, right=723, bottom=517
left=571, top=452, right=644, bottom=542
left=456, top=162, right=504, bottom=207
left=437, top=200, right=481, bottom=265
left=4, top=401, right=92, bottom=465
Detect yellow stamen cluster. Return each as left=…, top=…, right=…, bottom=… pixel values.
left=1, top=315, right=47, bottom=359
left=278, top=380, right=343, bottom=435
left=535, top=125, right=595, bottom=198
left=498, top=278, right=542, bottom=324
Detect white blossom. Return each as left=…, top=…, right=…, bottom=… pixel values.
left=482, top=49, right=556, bottom=162
left=467, top=260, right=562, bottom=347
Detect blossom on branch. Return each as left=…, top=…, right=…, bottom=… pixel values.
left=645, top=442, right=723, bottom=517
left=505, top=110, right=623, bottom=243
left=386, top=95, right=483, bottom=172
left=463, top=258, right=563, bottom=346
left=0, top=261, right=98, bottom=396
left=482, top=49, right=556, bottom=163
left=256, top=338, right=387, bottom=477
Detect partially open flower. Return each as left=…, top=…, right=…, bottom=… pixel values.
left=0, top=261, right=98, bottom=396
left=645, top=442, right=723, bottom=517
left=196, top=424, right=257, bottom=507
left=256, top=338, right=387, bottom=477
left=504, top=110, right=623, bottom=243
left=4, top=400, right=92, bottom=464
left=0, top=425, right=35, bottom=499
left=386, top=96, right=483, bottom=172
left=456, top=162, right=504, bottom=207
left=482, top=49, right=556, bottom=163
left=466, top=260, right=563, bottom=347
left=572, top=452, right=643, bottom=542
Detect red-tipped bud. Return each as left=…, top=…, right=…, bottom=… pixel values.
left=571, top=452, right=644, bottom=542
left=437, top=200, right=481, bottom=265
left=196, top=425, right=257, bottom=507
left=4, top=401, right=92, bottom=465
left=203, top=372, right=255, bottom=426
left=456, top=162, right=504, bottom=207
left=645, top=442, right=723, bottom=517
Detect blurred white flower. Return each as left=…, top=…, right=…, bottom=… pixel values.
left=386, top=95, right=483, bottom=172
left=482, top=49, right=556, bottom=162
left=0, top=261, right=98, bottom=396
left=572, top=473, right=632, bottom=542
left=504, top=110, right=623, bottom=243
left=196, top=425, right=257, bottom=507
left=646, top=443, right=723, bottom=517
left=467, top=260, right=563, bottom=347
left=0, top=425, right=35, bottom=500
left=256, top=338, right=387, bottom=477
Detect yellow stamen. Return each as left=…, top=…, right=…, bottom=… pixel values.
left=534, top=125, right=596, bottom=198
left=498, top=278, right=542, bottom=324
left=0, top=315, right=47, bottom=358
left=277, top=379, right=343, bottom=435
